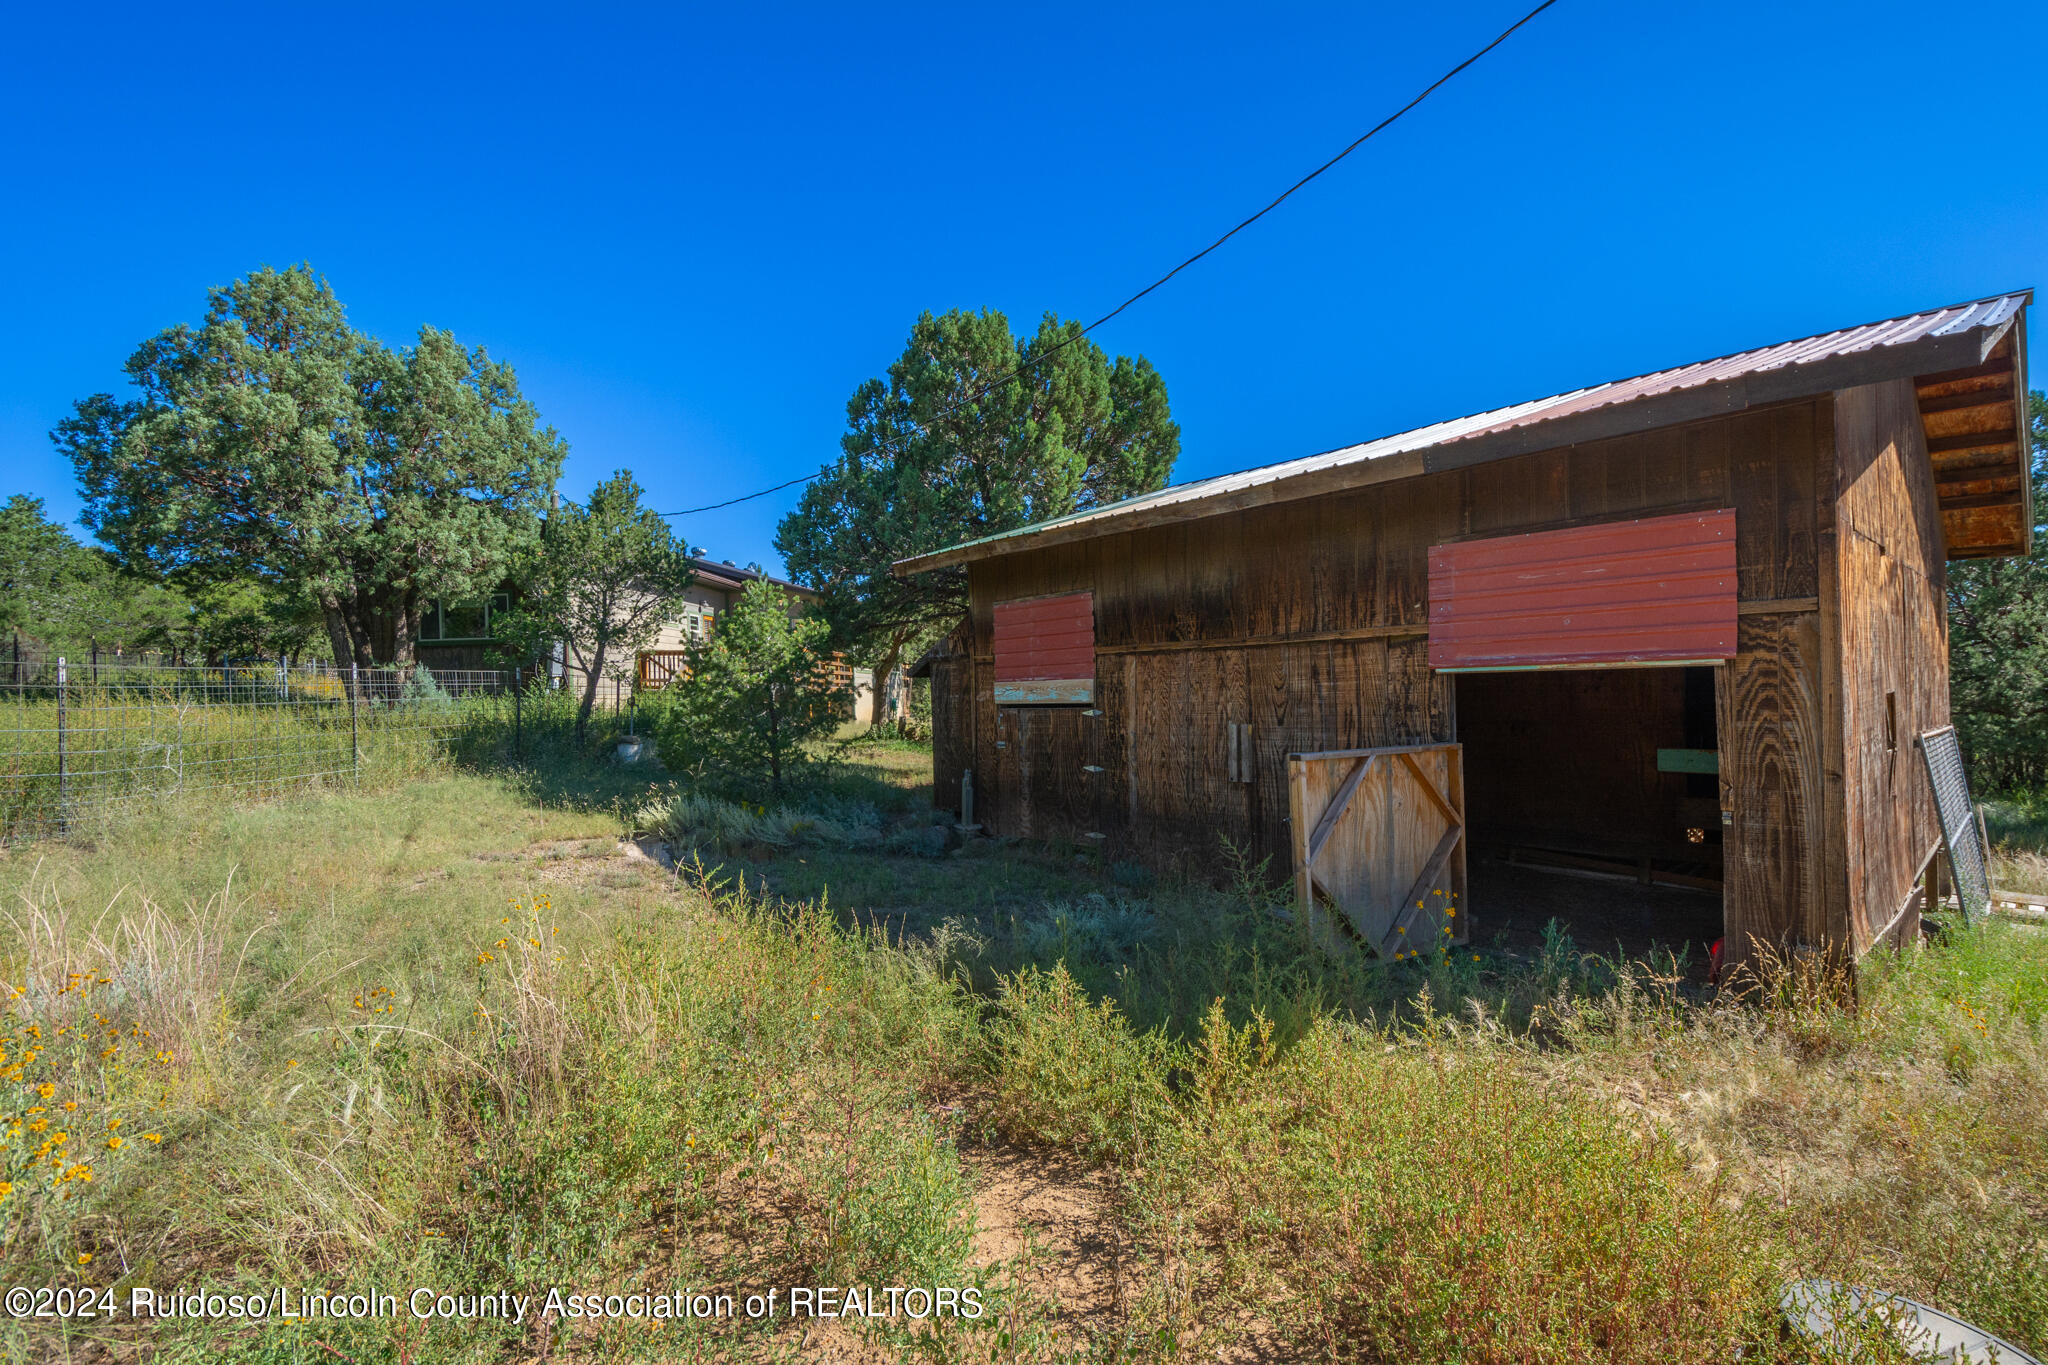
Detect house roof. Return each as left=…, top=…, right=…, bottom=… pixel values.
left=685, top=555, right=819, bottom=600
left=896, top=290, right=2032, bottom=575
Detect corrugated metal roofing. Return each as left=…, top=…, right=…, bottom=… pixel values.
left=899, top=291, right=2030, bottom=574
left=1426, top=509, right=1737, bottom=671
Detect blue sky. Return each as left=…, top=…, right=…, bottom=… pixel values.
left=4, top=1, right=2043, bottom=575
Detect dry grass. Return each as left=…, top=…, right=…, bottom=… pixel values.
left=0, top=752, right=2043, bottom=1362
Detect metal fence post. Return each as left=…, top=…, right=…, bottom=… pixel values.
left=513, top=667, right=523, bottom=756
left=55, top=656, right=69, bottom=834
left=348, top=662, right=361, bottom=783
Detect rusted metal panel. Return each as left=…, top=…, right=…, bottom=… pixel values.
left=994, top=591, right=1094, bottom=704
left=1427, top=509, right=1737, bottom=671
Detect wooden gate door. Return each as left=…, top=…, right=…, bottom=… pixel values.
left=1287, top=743, right=1468, bottom=957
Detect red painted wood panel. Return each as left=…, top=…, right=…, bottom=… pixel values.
left=994, top=592, right=1095, bottom=682
left=1427, top=509, right=1737, bottom=670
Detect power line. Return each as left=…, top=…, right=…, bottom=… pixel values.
left=662, top=0, right=1559, bottom=519
left=664, top=472, right=816, bottom=517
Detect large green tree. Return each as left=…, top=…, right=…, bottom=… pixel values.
left=775, top=308, right=1178, bottom=689
left=492, top=471, right=694, bottom=742
left=1949, top=391, right=2048, bottom=790
left=0, top=494, right=189, bottom=659
left=154, top=577, right=331, bottom=665
left=0, top=495, right=106, bottom=645
left=54, top=265, right=565, bottom=668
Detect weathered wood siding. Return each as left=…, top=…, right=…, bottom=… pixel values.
left=928, top=623, right=976, bottom=818
left=1830, top=379, right=1948, bottom=955
left=958, top=401, right=1832, bottom=950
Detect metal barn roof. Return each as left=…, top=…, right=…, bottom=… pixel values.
left=897, top=291, right=2031, bottom=575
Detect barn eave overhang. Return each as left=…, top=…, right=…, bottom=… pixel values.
left=894, top=291, right=2033, bottom=577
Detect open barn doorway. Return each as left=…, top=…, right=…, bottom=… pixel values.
left=1454, top=666, right=1725, bottom=971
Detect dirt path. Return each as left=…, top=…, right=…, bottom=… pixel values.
left=968, top=1142, right=1133, bottom=1333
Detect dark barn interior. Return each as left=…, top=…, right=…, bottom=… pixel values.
left=1456, top=667, right=1724, bottom=963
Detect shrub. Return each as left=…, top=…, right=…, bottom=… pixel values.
left=651, top=582, right=848, bottom=800
left=636, top=790, right=883, bottom=853
left=1146, top=1014, right=1780, bottom=1364
left=983, top=964, right=1180, bottom=1163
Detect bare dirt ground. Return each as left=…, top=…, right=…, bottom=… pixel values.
left=754, top=1142, right=1133, bottom=1364
left=968, top=1142, right=1132, bottom=1328
left=1468, top=854, right=1723, bottom=974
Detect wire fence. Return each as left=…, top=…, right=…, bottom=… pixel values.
left=0, top=659, right=548, bottom=846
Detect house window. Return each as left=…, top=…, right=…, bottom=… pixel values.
left=442, top=602, right=488, bottom=640
left=420, top=594, right=508, bottom=643
left=993, top=591, right=1094, bottom=704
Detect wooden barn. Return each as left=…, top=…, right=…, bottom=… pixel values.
left=899, top=292, right=2033, bottom=971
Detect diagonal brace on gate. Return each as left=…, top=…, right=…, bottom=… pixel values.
left=1288, top=743, right=1467, bottom=957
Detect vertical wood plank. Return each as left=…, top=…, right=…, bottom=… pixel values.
left=1721, top=611, right=1826, bottom=969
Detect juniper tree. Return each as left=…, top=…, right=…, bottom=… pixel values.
left=653, top=581, right=845, bottom=799
left=491, top=471, right=694, bottom=743
left=55, top=265, right=565, bottom=667
left=775, top=308, right=1178, bottom=690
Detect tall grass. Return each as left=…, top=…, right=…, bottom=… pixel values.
left=0, top=785, right=997, bottom=1362
left=0, top=681, right=515, bottom=845
left=3, top=766, right=2044, bottom=1361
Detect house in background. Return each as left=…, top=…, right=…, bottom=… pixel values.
left=414, top=590, right=518, bottom=673
left=626, top=550, right=908, bottom=724
left=631, top=551, right=824, bottom=690
left=413, top=549, right=907, bottom=724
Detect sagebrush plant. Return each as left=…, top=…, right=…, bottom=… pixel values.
left=983, top=963, right=1178, bottom=1164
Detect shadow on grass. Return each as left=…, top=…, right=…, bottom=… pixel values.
left=670, top=803, right=1673, bottom=1049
